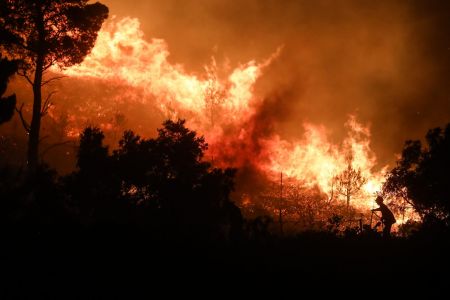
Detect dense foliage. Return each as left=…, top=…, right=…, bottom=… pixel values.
left=384, top=124, right=450, bottom=227
left=0, top=0, right=108, bottom=168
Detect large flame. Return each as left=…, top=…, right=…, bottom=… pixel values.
left=58, top=17, right=385, bottom=209
left=60, top=17, right=272, bottom=131
left=259, top=116, right=386, bottom=208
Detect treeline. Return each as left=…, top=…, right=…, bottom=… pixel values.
left=1, top=120, right=243, bottom=243
left=2, top=119, right=450, bottom=242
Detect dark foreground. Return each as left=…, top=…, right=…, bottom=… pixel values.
left=1, top=228, right=449, bottom=298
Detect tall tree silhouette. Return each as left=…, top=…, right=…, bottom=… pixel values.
left=384, top=124, right=450, bottom=226
left=0, top=54, right=18, bottom=124
left=0, top=0, right=108, bottom=170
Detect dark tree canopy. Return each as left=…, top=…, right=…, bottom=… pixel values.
left=64, top=120, right=242, bottom=240
left=384, top=124, right=450, bottom=226
left=0, top=0, right=108, bottom=74
left=0, top=0, right=108, bottom=169
left=0, top=54, right=18, bottom=124
left=77, top=126, right=109, bottom=171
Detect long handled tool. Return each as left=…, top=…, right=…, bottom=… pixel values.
left=370, top=211, right=382, bottom=231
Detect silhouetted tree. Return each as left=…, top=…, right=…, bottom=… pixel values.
left=112, top=120, right=242, bottom=240
left=63, top=120, right=243, bottom=240
left=0, top=54, right=18, bottom=124
left=196, top=168, right=243, bottom=241
left=113, top=120, right=211, bottom=217
left=383, top=124, right=450, bottom=227
left=77, top=127, right=109, bottom=172
left=335, top=160, right=367, bottom=208
left=0, top=0, right=108, bottom=170
left=63, top=127, right=122, bottom=225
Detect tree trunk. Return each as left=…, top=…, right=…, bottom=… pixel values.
left=27, top=9, right=45, bottom=171
left=27, top=56, right=43, bottom=171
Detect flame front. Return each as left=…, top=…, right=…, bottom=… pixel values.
left=59, top=17, right=385, bottom=209
left=61, top=17, right=265, bottom=130
left=259, top=117, right=386, bottom=208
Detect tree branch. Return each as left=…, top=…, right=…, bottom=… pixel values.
left=43, top=58, right=58, bottom=71
left=16, top=70, right=34, bottom=86
left=41, top=91, right=56, bottom=116
left=41, top=75, right=67, bottom=86
left=15, top=103, right=30, bottom=134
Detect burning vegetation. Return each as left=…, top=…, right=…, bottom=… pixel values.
left=60, top=17, right=411, bottom=231
left=1, top=2, right=449, bottom=237
left=1, top=1, right=450, bottom=293
left=0, top=14, right=436, bottom=235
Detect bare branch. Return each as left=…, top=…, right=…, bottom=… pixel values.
left=41, top=91, right=57, bottom=117
left=43, top=58, right=58, bottom=71
left=41, top=75, right=67, bottom=86
left=15, top=103, right=30, bottom=134
left=16, top=70, right=33, bottom=86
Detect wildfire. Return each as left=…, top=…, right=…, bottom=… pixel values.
left=59, top=17, right=270, bottom=130
left=259, top=116, right=386, bottom=208
left=59, top=17, right=385, bottom=209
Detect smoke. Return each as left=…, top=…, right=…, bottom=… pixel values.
left=99, top=0, right=450, bottom=167
left=2, top=0, right=449, bottom=203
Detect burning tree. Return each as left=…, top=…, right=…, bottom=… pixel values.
left=204, top=59, right=225, bottom=129
left=335, top=160, right=367, bottom=208
left=0, top=0, right=108, bottom=170
left=203, top=59, right=225, bottom=164
left=239, top=176, right=342, bottom=234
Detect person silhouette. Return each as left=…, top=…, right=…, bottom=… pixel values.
left=371, top=196, right=396, bottom=238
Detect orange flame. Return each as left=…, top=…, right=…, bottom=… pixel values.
left=259, top=116, right=386, bottom=208
left=59, top=17, right=386, bottom=209
left=59, top=17, right=275, bottom=133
